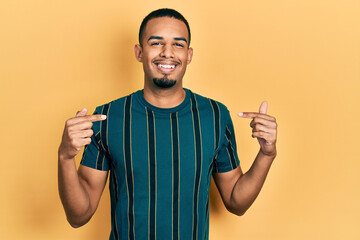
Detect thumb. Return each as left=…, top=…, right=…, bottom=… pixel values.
left=259, top=101, right=268, bottom=114
left=76, top=107, right=88, bottom=117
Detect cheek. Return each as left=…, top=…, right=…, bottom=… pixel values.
left=176, top=51, right=188, bottom=63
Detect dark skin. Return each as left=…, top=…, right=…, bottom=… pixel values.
left=58, top=17, right=277, bottom=228
left=213, top=101, right=277, bottom=216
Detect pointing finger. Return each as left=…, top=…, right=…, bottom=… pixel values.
left=68, top=114, right=107, bottom=125
left=89, top=114, right=107, bottom=122
left=238, top=112, right=275, bottom=121
left=259, top=101, right=267, bottom=114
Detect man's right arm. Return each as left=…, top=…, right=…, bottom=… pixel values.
left=57, top=108, right=108, bottom=228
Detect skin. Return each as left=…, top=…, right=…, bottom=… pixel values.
left=58, top=16, right=277, bottom=228
left=134, top=17, right=193, bottom=108
left=213, top=101, right=277, bottom=215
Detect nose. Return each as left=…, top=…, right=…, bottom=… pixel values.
left=159, top=44, right=174, bottom=58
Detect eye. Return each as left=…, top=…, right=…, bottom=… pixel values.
left=151, top=42, right=161, bottom=46
left=174, top=43, right=184, bottom=47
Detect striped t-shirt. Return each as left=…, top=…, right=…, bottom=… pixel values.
left=80, top=88, right=240, bottom=240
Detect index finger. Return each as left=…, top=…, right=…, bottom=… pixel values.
left=238, top=112, right=275, bottom=121
left=89, top=114, right=107, bottom=122
left=70, top=114, right=107, bottom=124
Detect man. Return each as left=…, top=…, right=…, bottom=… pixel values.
left=58, top=8, right=277, bottom=240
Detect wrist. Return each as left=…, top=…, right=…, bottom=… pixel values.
left=58, top=145, right=74, bottom=162
left=259, top=149, right=277, bottom=161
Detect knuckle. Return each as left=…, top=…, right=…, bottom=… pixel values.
left=250, top=120, right=254, bottom=127
left=70, top=138, right=77, bottom=146
left=65, top=119, right=72, bottom=126
left=74, top=142, right=82, bottom=149
left=83, top=121, right=92, bottom=128
left=68, top=126, right=76, bottom=133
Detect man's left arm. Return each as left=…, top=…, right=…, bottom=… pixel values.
left=213, top=101, right=277, bottom=216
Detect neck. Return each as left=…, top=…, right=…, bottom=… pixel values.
left=143, top=83, right=186, bottom=108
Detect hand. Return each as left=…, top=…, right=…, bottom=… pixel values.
left=238, top=101, right=277, bottom=157
left=58, top=108, right=107, bottom=161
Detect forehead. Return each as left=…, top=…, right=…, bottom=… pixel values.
left=144, top=17, right=189, bottom=40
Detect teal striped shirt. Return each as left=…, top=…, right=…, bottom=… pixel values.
left=80, top=88, right=240, bottom=240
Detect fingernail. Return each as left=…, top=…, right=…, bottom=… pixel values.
left=101, top=115, right=107, bottom=120
left=238, top=112, right=243, bottom=117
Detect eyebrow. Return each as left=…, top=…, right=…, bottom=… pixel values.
left=174, top=37, right=187, bottom=43
left=148, top=36, right=163, bottom=41
left=147, top=36, right=187, bottom=43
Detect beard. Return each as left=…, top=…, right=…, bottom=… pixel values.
left=153, top=74, right=177, bottom=88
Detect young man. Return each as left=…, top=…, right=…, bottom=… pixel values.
left=58, top=8, right=277, bottom=240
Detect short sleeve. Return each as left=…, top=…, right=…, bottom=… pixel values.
left=213, top=111, right=240, bottom=173
left=80, top=106, right=110, bottom=171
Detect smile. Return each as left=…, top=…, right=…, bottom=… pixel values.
left=158, top=64, right=175, bottom=69
left=154, top=62, right=178, bottom=73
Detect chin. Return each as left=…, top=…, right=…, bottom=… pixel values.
left=153, top=77, right=177, bottom=88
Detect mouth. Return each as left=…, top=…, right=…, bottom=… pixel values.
left=153, top=60, right=179, bottom=73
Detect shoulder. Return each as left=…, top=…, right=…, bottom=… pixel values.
left=92, top=90, right=140, bottom=114
left=189, top=90, right=230, bottom=115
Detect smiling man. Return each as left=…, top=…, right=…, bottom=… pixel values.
left=58, top=8, right=277, bottom=240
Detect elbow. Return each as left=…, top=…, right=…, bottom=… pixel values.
left=68, top=220, right=86, bottom=229
left=65, top=205, right=93, bottom=228
left=232, top=209, right=246, bottom=216
left=67, top=216, right=89, bottom=228
left=229, top=207, right=247, bottom=216
left=226, top=204, right=248, bottom=216
left=69, top=223, right=82, bottom=229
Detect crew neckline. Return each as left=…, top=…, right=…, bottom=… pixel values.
left=135, top=88, right=191, bottom=114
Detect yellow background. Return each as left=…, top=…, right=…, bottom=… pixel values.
left=1, top=0, right=359, bottom=239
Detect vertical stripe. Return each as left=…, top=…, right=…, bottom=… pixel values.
left=190, top=93, right=202, bottom=240
left=124, top=95, right=135, bottom=240
left=210, top=99, right=221, bottom=176
left=105, top=103, right=112, bottom=169
left=171, top=112, right=180, bottom=240
left=98, top=101, right=117, bottom=240
left=98, top=103, right=111, bottom=169
left=209, top=100, right=220, bottom=151
left=209, top=99, right=220, bottom=184
left=94, top=132, right=104, bottom=170
left=206, top=159, right=214, bottom=187
left=146, top=108, right=156, bottom=240
left=110, top=163, right=120, bottom=240
left=225, top=126, right=237, bottom=169
left=204, top=194, right=210, bottom=240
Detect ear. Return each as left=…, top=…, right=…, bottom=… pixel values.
left=187, top=47, right=193, bottom=64
left=134, top=44, right=143, bottom=62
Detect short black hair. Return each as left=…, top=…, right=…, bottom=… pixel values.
left=138, top=8, right=191, bottom=47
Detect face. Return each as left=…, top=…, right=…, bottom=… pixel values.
left=135, top=17, right=193, bottom=89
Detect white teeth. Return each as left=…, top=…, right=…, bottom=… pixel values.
left=158, top=64, right=175, bottom=69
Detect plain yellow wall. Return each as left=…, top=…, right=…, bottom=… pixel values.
left=1, top=1, right=359, bottom=239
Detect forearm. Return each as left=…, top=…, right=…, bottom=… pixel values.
left=229, top=150, right=275, bottom=215
left=58, top=153, right=92, bottom=227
